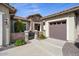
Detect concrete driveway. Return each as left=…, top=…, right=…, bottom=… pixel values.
left=0, top=39, right=66, bottom=56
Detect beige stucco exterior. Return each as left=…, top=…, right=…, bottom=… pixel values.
left=27, top=15, right=43, bottom=32
left=76, top=14, right=79, bottom=35
left=75, top=14, right=79, bottom=42
left=0, top=11, right=4, bottom=46
left=0, top=4, right=10, bottom=46
left=44, top=12, right=77, bottom=43
left=0, top=4, right=79, bottom=47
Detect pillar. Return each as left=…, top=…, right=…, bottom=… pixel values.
left=24, top=31, right=29, bottom=42
left=0, top=12, right=3, bottom=47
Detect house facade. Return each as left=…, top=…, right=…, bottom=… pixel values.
left=26, top=6, right=79, bottom=43
left=0, top=3, right=16, bottom=47
left=27, top=14, right=43, bottom=32
left=42, top=6, right=79, bottom=43
left=1, top=4, right=79, bottom=47
left=11, top=16, right=29, bottom=33
left=10, top=16, right=29, bottom=42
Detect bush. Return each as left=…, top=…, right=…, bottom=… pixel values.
left=14, top=20, right=26, bottom=32
left=15, top=39, right=26, bottom=46
left=38, top=32, right=46, bottom=40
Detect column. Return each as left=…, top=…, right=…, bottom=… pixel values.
left=67, top=13, right=76, bottom=43
left=0, top=12, right=3, bottom=46
left=34, top=30, right=38, bottom=39
left=24, top=31, right=29, bottom=42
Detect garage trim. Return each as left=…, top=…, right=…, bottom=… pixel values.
left=49, top=19, right=67, bottom=41
left=45, top=13, right=76, bottom=43
left=45, top=17, right=68, bottom=37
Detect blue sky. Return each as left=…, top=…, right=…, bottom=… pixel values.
left=10, top=3, right=79, bottom=17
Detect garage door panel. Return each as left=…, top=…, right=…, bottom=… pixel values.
left=49, top=20, right=66, bottom=40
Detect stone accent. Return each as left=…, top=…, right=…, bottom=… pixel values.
left=34, top=30, right=38, bottom=39
left=24, top=31, right=29, bottom=42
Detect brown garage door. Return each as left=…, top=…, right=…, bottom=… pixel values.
left=49, top=20, right=67, bottom=40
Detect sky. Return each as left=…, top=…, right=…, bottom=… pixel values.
left=10, top=3, right=79, bottom=17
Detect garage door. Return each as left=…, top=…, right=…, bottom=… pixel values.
left=49, top=20, right=67, bottom=40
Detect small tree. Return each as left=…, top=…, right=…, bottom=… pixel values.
left=15, top=20, right=26, bottom=32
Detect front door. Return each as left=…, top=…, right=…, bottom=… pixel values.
left=34, top=24, right=40, bottom=31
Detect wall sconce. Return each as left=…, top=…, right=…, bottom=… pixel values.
left=4, top=19, right=8, bottom=25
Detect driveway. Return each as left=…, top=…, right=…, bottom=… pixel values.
left=0, top=39, right=66, bottom=56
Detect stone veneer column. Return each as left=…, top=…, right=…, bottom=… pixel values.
left=34, top=30, right=38, bottom=39
left=41, top=22, right=43, bottom=31
left=24, top=31, right=29, bottom=42
left=30, top=21, right=33, bottom=31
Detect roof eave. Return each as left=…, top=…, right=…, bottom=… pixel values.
left=42, top=6, right=79, bottom=20
left=1, top=3, right=16, bottom=14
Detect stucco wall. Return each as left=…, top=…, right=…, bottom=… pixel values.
left=0, top=12, right=3, bottom=46
left=11, top=20, right=16, bottom=33
left=45, top=12, right=76, bottom=43
left=67, top=13, right=76, bottom=42
left=76, top=14, right=79, bottom=34
left=75, top=14, right=79, bottom=42
left=0, top=4, right=10, bottom=46
left=11, top=32, right=25, bottom=41
left=26, top=22, right=30, bottom=31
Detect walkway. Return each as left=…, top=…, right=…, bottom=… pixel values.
left=0, top=39, right=66, bottom=56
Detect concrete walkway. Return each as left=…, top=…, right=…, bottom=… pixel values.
left=0, top=39, right=66, bottom=56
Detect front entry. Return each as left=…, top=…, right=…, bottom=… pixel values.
left=34, top=24, right=40, bottom=31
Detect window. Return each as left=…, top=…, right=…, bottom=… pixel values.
left=50, top=22, right=56, bottom=25
left=57, top=21, right=61, bottom=24
left=53, top=22, right=56, bottom=25
left=50, top=22, right=53, bottom=25
left=49, top=20, right=66, bottom=25
left=62, top=20, right=66, bottom=24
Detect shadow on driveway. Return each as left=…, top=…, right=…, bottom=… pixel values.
left=62, top=42, right=79, bottom=56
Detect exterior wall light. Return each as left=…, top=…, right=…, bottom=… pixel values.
left=4, top=19, right=8, bottom=25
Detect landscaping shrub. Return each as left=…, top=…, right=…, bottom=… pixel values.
left=15, top=39, right=26, bottom=46
left=14, top=20, right=26, bottom=32
left=38, top=32, right=46, bottom=40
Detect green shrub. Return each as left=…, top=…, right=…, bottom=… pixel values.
left=38, top=32, right=46, bottom=40
left=15, top=39, right=26, bottom=46
left=14, top=20, right=26, bottom=32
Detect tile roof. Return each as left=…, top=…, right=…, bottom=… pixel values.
left=42, top=6, right=79, bottom=20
